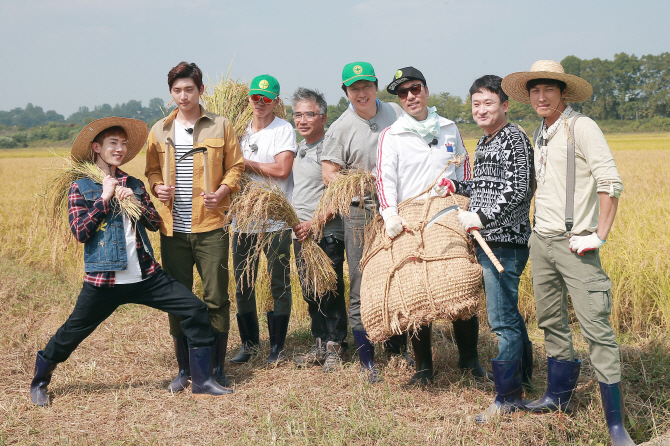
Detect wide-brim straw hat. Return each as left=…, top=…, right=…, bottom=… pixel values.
left=502, top=60, right=593, bottom=104
left=71, top=117, right=149, bottom=165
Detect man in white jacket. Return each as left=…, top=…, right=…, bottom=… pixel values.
left=376, top=66, right=487, bottom=384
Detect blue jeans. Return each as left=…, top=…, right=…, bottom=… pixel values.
left=477, top=246, right=530, bottom=362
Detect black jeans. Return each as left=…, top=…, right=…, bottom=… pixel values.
left=42, top=270, right=215, bottom=363
left=232, top=230, right=293, bottom=316
left=293, top=236, right=347, bottom=343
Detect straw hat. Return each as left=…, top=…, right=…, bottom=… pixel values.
left=71, top=117, right=149, bottom=165
left=501, top=60, right=593, bottom=104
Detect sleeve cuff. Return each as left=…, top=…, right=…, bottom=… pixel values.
left=476, top=210, right=491, bottom=227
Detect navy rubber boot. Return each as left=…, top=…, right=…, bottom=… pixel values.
left=409, top=324, right=433, bottom=385
left=230, top=312, right=260, bottom=364
left=353, top=330, right=381, bottom=384
left=599, top=382, right=635, bottom=446
left=30, top=351, right=57, bottom=407
left=212, top=333, right=230, bottom=387
left=475, top=359, right=526, bottom=423
left=266, top=312, right=290, bottom=364
left=189, top=346, right=233, bottom=397
left=167, top=336, right=190, bottom=392
left=525, top=357, right=581, bottom=414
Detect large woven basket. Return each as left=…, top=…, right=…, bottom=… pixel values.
left=360, top=195, right=483, bottom=343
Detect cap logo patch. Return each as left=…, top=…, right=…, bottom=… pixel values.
left=259, top=79, right=269, bottom=89
left=395, top=70, right=403, bottom=79
left=353, top=65, right=363, bottom=75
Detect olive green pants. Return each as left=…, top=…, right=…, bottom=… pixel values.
left=529, top=231, right=621, bottom=383
left=161, top=228, right=230, bottom=336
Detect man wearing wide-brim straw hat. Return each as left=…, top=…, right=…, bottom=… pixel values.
left=502, top=61, right=633, bottom=445
left=30, top=117, right=233, bottom=407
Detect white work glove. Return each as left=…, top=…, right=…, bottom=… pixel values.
left=385, top=215, right=407, bottom=239
left=457, top=211, right=483, bottom=233
left=569, top=232, right=605, bottom=256
left=433, top=178, right=456, bottom=197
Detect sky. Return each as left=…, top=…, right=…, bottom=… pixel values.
left=1, top=0, right=667, bottom=118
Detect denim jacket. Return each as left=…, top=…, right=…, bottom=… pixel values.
left=71, top=176, right=157, bottom=273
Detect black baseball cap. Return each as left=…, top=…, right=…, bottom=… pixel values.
left=387, top=67, right=427, bottom=95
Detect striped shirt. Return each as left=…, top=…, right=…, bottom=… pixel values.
left=173, top=120, right=194, bottom=233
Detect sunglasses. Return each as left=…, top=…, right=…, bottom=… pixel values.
left=397, top=83, right=424, bottom=99
left=250, top=94, right=273, bottom=104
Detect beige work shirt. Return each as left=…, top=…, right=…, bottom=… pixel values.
left=145, top=107, right=245, bottom=236
left=533, top=112, right=623, bottom=237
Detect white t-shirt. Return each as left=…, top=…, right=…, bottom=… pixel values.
left=239, top=116, right=297, bottom=233
left=114, top=212, right=144, bottom=284
left=172, top=120, right=194, bottom=233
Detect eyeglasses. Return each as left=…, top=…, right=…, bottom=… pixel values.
left=250, top=94, right=273, bottom=104
left=293, top=112, right=323, bottom=121
left=397, top=83, right=424, bottom=99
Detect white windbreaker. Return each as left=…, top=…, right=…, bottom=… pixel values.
left=376, top=115, right=471, bottom=222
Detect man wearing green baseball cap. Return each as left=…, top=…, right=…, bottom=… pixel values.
left=230, top=74, right=297, bottom=366
left=320, top=62, right=406, bottom=383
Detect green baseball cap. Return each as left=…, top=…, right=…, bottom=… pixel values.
left=249, top=74, right=280, bottom=99
left=342, top=62, right=377, bottom=87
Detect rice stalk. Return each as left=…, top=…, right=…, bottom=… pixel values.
left=227, top=178, right=337, bottom=297
left=41, top=152, right=143, bottom=242
left=311, top=168, right=377, bottom=241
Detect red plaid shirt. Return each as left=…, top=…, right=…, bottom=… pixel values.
left=68, top=169, right=162, bottom=287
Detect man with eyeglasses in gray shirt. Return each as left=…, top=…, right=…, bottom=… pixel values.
left=290, top=88, right=348, bottom=374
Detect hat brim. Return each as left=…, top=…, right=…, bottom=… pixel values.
left=71, top=117, right=149, bottom=165
left=248, top=89, right=279, bottom=100
left=342, top=75, right=377, bottom=87
left=502, top=71, right=593, bottom=104
left=387, top=76, right=423, bottom=94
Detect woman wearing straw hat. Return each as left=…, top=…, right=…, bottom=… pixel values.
left=30, top=117, right=233, bottom=407
left=502, top=61, right=633, bottom=445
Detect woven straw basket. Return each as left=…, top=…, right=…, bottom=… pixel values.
left=360, top=194, right=483, bottom=343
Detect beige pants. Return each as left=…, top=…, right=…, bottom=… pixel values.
left=529, top=231, right=621, bottom=383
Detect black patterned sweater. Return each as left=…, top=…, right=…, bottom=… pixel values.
left=453, top=123, right=534, bottom=247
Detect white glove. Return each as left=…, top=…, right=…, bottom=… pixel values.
left=457, top=211, right=483, bottom=232
left=569, top=232, right=605, bottom=256
left=433, top=178, right=455, bottom=198
left=385, top=215, right=407, bottom=239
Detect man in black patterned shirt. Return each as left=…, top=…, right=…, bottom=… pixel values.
left=443, top=75, right=534, bottom=423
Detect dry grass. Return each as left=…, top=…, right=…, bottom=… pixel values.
left=227, top=178, right=337, bottom=298
left=0, top=134, right=669, bottom=444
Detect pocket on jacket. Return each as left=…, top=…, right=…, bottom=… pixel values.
left=203, top=138, right=225, bottom=163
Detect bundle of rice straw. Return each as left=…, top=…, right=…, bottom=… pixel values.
left=42, top=152, right=143, bottom=251
left=200, top=63, right=287, bottom=141
left=227, top=177, right=337, bottom=297
left=311, top=168, right=377, bottom=241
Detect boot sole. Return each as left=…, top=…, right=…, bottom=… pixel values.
left=192, top=391, right=234, bottom=398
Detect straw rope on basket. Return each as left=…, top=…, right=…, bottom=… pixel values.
left=359, top=187, right=483, bottom=344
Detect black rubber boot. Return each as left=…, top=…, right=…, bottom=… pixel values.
left=190, top=346, right=233, bottom=397
left=212, top=333, right=230, bottom=387
left=525, top=357, right=581, bottom=414
left=266, top=311, right=290, bottom=364
left=30, top=351, right=57, bottom=407
left=475, top=359, right=526, bottom=423
left=167, top=336, right=190, bottom=392
left=521, top=341, right=533, bottom=391
left=352, top=330, right=381, bottom=384
left=384, top=333, right=415, bottom=368
left=452, top=314, right=490, bottom=379
left=230, top=312, right=260, bottom=364
left=409, top=324, right=433, bottom=385
left=599, top=381, right=635, bottom=446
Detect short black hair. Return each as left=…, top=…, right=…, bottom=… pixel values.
left=469, top=75, right=508, bottom=103
left=341, top=79, right=379, bottom=94
left=526, top=78, right=567, bottom=94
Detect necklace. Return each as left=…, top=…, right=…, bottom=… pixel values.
left=484, top=122, right=507, bottom=144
